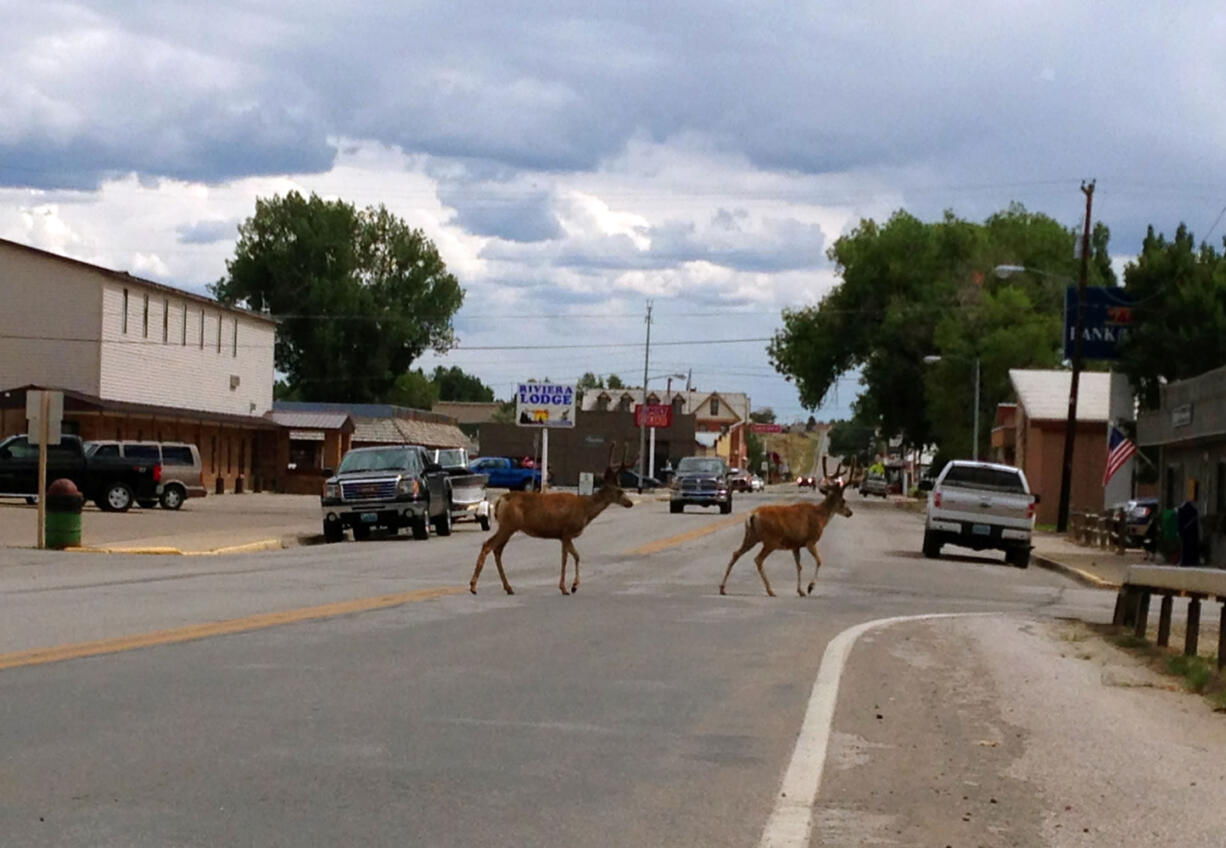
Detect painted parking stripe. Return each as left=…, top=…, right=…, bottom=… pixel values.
left=758, top=612, right=989, bottom=848
left=0, top=586, right=466, bottom=672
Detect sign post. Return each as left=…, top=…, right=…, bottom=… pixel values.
left=515, top=383, right=576, bottom=491
left=26, top=390, right=64, bottom=549
left=635, top=404, right=673, bottom=483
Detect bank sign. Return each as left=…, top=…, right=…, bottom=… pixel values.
left=516, top=383, right=576, bottom=428
left=1064, top=286, right=1134, bottom=361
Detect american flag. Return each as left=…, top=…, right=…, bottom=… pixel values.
left=1103, top=424, right=1137, bottom=486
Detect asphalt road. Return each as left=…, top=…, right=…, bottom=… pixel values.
left=2, top=489, right=1223, bottom=846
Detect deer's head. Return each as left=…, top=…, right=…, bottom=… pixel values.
left=599, top=443, right=635, bottom=509
left=822, top=455, right=859, bottom=518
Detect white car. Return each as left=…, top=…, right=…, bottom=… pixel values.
left=749, top=474, right=764, bottom=492
left=922, top=460, right=1037, bottom=568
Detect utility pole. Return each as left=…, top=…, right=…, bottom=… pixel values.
left=638, top=300, right=653, bottom=493
left=1056, top=180, right=1095, bottom=533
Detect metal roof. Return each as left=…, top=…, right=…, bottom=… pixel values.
left=1008, top=369, right=1111, bottom=423
left=265, top=411, right=354, bottom=431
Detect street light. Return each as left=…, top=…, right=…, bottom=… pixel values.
left=923, top=354, right=981, bottom=462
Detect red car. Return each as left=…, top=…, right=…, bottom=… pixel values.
left=797, top=475, right=817, bottom=489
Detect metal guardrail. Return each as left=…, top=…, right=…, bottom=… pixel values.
left=1112, top=565, right=1226, bottom=670
left=1068, top=509, right=1128, bottom=553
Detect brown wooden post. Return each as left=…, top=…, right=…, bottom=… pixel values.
left=1132, top=590, right=1150, bottom=639
left=1185, top=596, right=1201, bottom=657
left=1112, top=589, right=1128, bottom=627
left=1156, top=594, right=1173, bottom=648
left=1218, top=599, right=1226, bottom=671
left=1120, top=587, right=1138, bottom=628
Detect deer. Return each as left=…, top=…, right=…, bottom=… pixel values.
left=470, top=443, right=635, bottom=596
left=719, top=456, right=859, bottom=597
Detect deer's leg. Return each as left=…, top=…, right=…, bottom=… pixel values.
left=491, top=537, right=515, bottom=595
left=754, top=544, right=778, bottom=597
left=720, top=521, right=759, bottom=595
left=565, top=539, right=582, bottom=594
left=793, top=548, right=805, bottom=597
left=558, top=541, right=571, bottom=596
left=805, top=542, right=823, bottom=595
left=468, top=529, right=507, bottom=595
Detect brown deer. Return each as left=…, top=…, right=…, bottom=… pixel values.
left=720, top=456, right=859, bottom=597
left=470, top=444, right=634, bottom=596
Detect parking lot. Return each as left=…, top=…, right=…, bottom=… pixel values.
left=0, top=493, right=324, bottom=553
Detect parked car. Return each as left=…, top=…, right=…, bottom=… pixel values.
left=0, top=433, right=161, bottom=512
left=1110, top=497, right=1159, bottom=547
left=797, top=474, right=817, bottom=489
left=468, top=456, right=546, bottom=491
left=321, top=445, right=452, bottom=542
left=749, top=474, right=765, bottom=492
left=923, top=460, right=1037, bottom=568
left=85, top=441, right=206, bottom=510
left=670, top=456, right=732, bottom=514
left=729, top=468, right=753, bottom=492
left=858, top=471, right=889, bottom=498
left=618, top=469, right=663, bottom=490
left=429, top=448, right=491, bottom=531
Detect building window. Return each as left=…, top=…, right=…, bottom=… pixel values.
left=162, top=298, right=169, bottom=343
left=199, top=309, right=205, bottom=349
left=216, top=313, right=222, bottom=353
left=142, top=293, right=149, bottom=338
left=181, top=303, right=187, bottom=345
left=710, top=398, right=719, bottom=416
left=232, top=317, right=238, bottom=357
left=121, top=288, right=129, bottom=334
left=618, top=395, right=632, bottom=412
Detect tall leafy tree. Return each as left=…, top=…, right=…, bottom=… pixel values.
left=431, top=366, right=495, bottom=402
left=1118, top=224, right=1226, bottom=408
left=212, top=191, right=464, bottom=402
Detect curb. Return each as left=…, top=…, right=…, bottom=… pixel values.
left=64, top=538, right=286, bottom=557
left=1031, top=553, right=1120, bottom=590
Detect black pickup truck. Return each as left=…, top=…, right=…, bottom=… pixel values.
left=321, top=444, right=452, bottom=542
left=0, top=434, right=162, bottom=512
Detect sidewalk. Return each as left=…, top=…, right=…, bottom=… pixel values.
left=1029, top=530, right=1149, bottom=589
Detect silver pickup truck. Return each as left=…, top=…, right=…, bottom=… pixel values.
left=922, top=460, right=1037, bottom=568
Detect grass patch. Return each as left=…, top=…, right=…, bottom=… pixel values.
left=1094, top=621, right=1226, bottom=710
left=1167, top=654, right=1215, bottom=693
left=1114, top=633, right=1151, bottom=650
left=1035, top=523, right=1057, bottom=533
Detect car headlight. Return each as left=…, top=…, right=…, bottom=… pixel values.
left=397, top=477, right=419, bottom=497
left=324, top=482, right=339, bottom=499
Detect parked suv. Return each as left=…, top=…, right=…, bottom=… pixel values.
left=670, top=456, right=732, bottom=514
left=923, top=460, right=1037, bottom=567
left=86, top=441, right=206, bottom=510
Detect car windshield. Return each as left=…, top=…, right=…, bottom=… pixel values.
left=337, top=448, right=418, bottom=474
left=432, top=449, right=468, bottom=468
left=677, top=458, right=724, bottom=474
left=941, top=464, right=1026, bottom=493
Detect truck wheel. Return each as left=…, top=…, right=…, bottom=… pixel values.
left=479, top=515, right=491, bottom=532
left=352, top=523, right=371, bottom=541
left=323, top=521, right=344, bottom=543
left=159, top=485, right=186, bottom=510
left=922, top=530, right=941, bottom=559
left=433, top=509, right=453, bottom=537
left=1007, top=548, right=1031, bottom=568
left=670, top=502, right=683, bottom=514
left=411, top=517, right=429, bottom=540
left=103, top=482, right=134, bottom=513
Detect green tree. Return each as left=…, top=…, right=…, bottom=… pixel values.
left=746, top=428, right=765, bottom=475
left=387, top=369, right=440, bottom=409
left=827, top=418, right=877, bottom=463
left=577, top=372, right=605, bottom=390
left=212, top=191, right=464, bottom=402
left=749, top=407, right=776, bottom=424
left=606, top=374, right=626, bottom=389
left=769, top=203, right=1112, bottom=459
left=1118, top=224, right=1226, bottom=408
left=431, top=365, right=495, bottom=402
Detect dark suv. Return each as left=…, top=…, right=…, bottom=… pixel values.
left=669, top=456, right=732, bottom=514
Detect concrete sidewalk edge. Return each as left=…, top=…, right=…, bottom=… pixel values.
left=1031, top=553, right=1120, bottom=590
left=64, top=538, right=286, bottom=557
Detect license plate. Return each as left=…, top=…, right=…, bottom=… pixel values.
left=972, top=524, right=991, bottom=536
left=360, top=512, right=378, bottom=523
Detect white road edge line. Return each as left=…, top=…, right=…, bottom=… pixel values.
left=758, top=612, right=990, bottom=848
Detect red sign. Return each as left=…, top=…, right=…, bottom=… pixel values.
left=751, top=423, right=783, bottom=433
left=634, top=404, right=673, bottom=428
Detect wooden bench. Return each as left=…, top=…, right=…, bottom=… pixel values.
left=1113, top=565, right=1226, bottom=669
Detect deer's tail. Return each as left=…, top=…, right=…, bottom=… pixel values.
left=739, top=511, right=761, bottom=547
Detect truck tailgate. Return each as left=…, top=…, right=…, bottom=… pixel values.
left=935, top=486, right=1033, bottom=527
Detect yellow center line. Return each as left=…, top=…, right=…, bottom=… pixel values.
left=626, top=513, right=746, bottom=556
left=0, top=586, right=466, bottom=672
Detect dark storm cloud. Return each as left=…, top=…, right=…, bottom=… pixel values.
left=436, top=184, right=562, bottom=242
left=176, top=219, right=239, bottom=245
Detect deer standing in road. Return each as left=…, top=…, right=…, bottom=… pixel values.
left=720, top=456, right=859, bottom=597
left=470, top=444, right=634, bottom=596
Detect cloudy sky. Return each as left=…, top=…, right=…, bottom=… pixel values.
left=3, top=1, right=1225, bottom=421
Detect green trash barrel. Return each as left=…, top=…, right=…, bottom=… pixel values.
left=45, top=478, right=84, bottom=550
